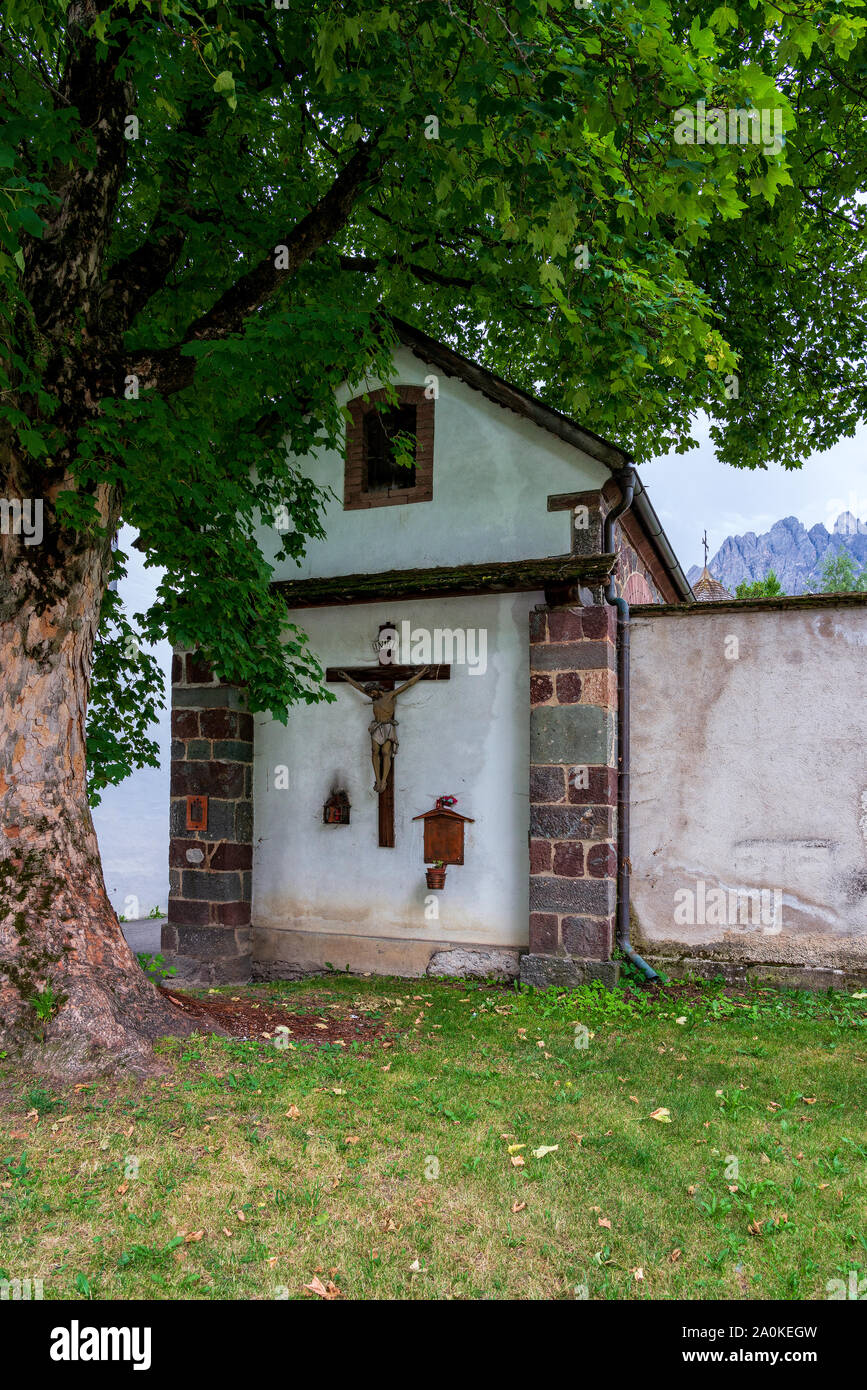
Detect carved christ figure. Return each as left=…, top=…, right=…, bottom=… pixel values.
left=336, top=667, right=429, bottom=793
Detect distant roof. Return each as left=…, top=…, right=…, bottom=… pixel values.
left=693, top=566, right=734, bottom=602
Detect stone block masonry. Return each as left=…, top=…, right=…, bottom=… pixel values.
left=163, top=650, right=253, bottom=985
left=521, top=602, right=620, bottom=989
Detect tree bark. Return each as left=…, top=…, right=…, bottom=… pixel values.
left=0, top=452, right=197, bottom=1077
left=1, top=2, right=383, bottom=1078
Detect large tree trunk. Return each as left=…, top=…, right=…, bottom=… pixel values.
left=0, top=1, right=205, bottom=1079
left=0, top=461, right=196, bottom=1078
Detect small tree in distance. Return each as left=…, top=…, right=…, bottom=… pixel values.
left=820, top=552, right=867, bottom=594
left=735, top=571, right=786, bottom=600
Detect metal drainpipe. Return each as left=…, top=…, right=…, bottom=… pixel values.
left=602, top=470, right=661, bottom=984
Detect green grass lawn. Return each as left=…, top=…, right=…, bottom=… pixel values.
left=1, top=973, right=865, bottom=1301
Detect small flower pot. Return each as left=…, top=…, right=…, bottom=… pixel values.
left=426, top=866, right=447, bottom=890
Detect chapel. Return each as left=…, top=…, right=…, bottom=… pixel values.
left=165, top=320, right=693, bottom=986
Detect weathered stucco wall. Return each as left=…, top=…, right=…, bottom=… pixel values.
left=258, top=346, right=609, bottom=581
left=629, top=600, right=867, bottom=987
left=252, top=591, right=538, bottom=978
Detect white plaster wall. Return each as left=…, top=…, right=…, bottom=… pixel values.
left=258, top=346, right=608, bottom=580
left=252, top=592, right=538, bottom=952
left=629, top=604, right=867, bottom=972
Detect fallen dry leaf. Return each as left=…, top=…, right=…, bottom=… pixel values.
left=184, top=1230, right=204, bottom=1243
left=649, top=1107, right=671, bottom=1123
left=598, top=1217, right=612, bottom=1229
left=532, top=1145, right=558, bottom=1159
left=510, top=1155, right=525, bottom=1167
left=669, top=1248, right=682, bottom=1263
left=511, top=1201, right=527, bottom=1214
left=304, top=1274, right=341, bottom=1299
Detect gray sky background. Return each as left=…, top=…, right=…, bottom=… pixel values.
left=94, top=415, right=866, bottom=918
left=646, top=414, right=866, bottom=573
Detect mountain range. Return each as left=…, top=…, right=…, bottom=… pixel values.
left=686, top=512, right=867, bottom=595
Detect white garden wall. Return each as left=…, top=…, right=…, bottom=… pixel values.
left=629, top=599, right=867, bottom=986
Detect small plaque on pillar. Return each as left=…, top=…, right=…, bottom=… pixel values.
left=186, top=795, right=208, bottom=832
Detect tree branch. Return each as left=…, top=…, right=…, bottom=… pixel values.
left=98, top=100, right=214, bottom=336
left=128, top=137, right=385, bottom=396
left=339, top=253, right=476, bottom=291
left=25, top=0, right=134, bottom=336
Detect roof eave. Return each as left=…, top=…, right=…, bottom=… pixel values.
left=391, top=319, right=693, bottom=603
left=391, top=317, right=632, bottom=473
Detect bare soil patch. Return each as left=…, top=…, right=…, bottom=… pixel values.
left=159, top=986, right=391, bottom=1048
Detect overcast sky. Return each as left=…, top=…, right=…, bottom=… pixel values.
left=645, top=414, right=866, bottom=573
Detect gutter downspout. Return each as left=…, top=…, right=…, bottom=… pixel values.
left=602, top=471, right=661, bottom=984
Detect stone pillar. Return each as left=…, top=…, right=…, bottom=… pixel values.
left=162, top=650, right=254, bottom=985
left=521, top=602, right=620, bottom=988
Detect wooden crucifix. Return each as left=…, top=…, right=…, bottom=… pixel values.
left=326, top=662, right=450, bottom=847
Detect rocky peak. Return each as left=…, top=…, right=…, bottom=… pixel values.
left=686, top=513, right=867, bottom=594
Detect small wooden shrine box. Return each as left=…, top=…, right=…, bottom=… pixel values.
left=323, top=790, right=351, bottom=825
left=412, top=803, right=474, bottom=865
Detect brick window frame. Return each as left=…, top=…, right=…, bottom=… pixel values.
left=344, top=385, right=434, bottom=510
